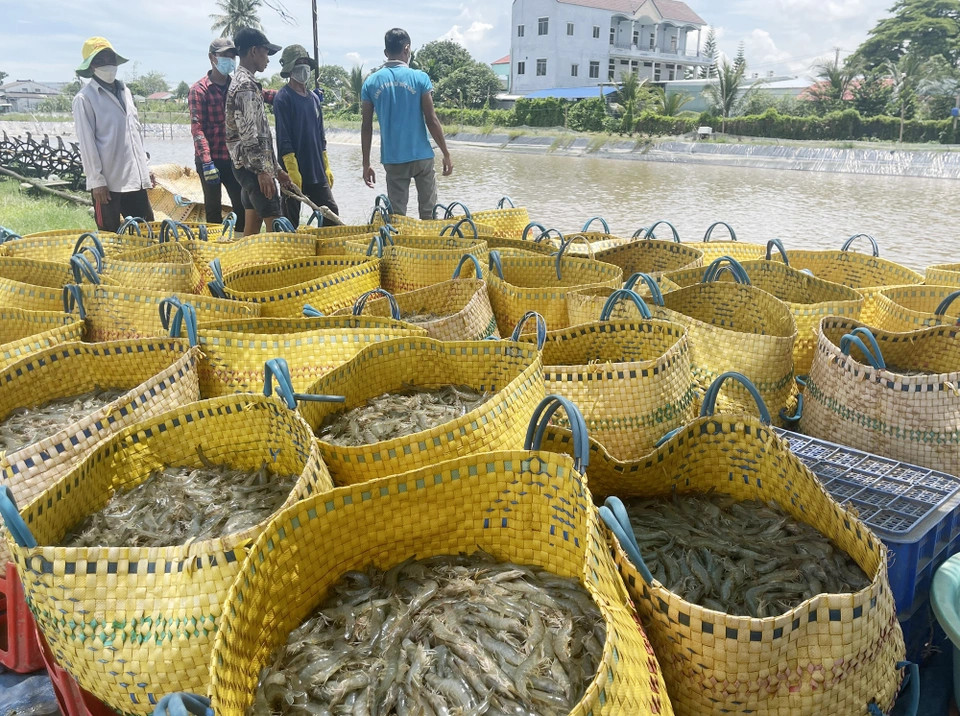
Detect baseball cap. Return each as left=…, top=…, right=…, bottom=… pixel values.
left=234, top=27, right=281, bottom=55
left=76, top=37, right=128, bottom=77
left=209, top=37, right=236, bottom=55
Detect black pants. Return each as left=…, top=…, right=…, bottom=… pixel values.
left=195, top=158, right=245, bottom=233
left=283, top=181, right=338, bottom=229
left=92, top=189, right=154, bottom=233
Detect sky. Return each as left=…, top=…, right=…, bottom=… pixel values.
left=0, top=0, right=897, bottom=87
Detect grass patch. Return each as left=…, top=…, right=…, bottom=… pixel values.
left=548, top=135, right=576, bottom=152
left=479, top=122, right=496, bottom=136
left=507, top=129, right=527, bottom=141
left=0, top=178, right=95, bottom=235
left=586, top=135, right=608, bottom=153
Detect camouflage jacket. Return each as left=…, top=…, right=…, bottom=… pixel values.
left=225, top=64, right=279, bottom=174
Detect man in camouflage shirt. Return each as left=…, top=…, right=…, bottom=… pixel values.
left=226, top=27, right=292, bottom=234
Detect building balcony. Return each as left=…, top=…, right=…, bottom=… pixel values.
left=609, top=44, right=713, bottom=65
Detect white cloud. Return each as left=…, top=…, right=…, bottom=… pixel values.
left=440, top=21, right=495, bottom=50
left=345, top=52, right=363, bottom=65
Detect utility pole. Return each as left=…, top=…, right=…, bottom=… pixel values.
left=953, top=93, right=959, bottom=132
left=312, top=0, right=320, bottom=90
left=834, top=47, right=841, bottom=68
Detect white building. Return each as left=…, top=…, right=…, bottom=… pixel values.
left=0, top=80, right=63, bottom=113
left=510, top=0, right=711, bottom=96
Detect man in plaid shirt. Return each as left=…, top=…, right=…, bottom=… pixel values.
left=189, top=37, right=277, bottom=236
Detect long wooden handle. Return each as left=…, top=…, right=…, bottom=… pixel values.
left=280, top=186, right=345, bottom=225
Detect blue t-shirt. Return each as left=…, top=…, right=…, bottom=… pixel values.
left=274, top=85, right=327, bottom=185
left=361, top=62, right=434, bottom=165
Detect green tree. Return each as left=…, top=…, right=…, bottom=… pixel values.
left=850, top=0, right=960, bottom=71
left=733, top=42, right=747, bottom=74
left=616, top=71, right=649, bottom=134
left=413, top=40, right=473, bottom=83
left=348, top=65, right=366, bottom=113
left=175, top=81, right=190, bottom=100
left=127, top=70, right=169, bottom=97
left=262, top=73, right=285, bottom=90
left=567, top=97, right=607, bottom=132
left=317, top=64, right=350, bottom=102
left=435, top=62, right=502, bottom=108
left=884, top=51, right=938, bottom=140
left=210, top=0, right=263, bottom=37
left=699, top=28, right=718, bottom=79
left=656, top=88, right=695, bottom=116
left=0, top=71, right=7, bottom=86
left=852, top=73, right=894, bottom=116
left=806, top=56, right=859, bottom=114
left=704, top=58, right=763, bottom=132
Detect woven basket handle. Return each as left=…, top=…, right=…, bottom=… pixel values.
left=0, top=487, right=37, bottom=549
left=700, top=372, right=772, bottom=424
left=765, top=238, right=789, bottom=265
left=521, top=221, right=548, bottom=242
left=497, top=196, right=516, bottom=209
left=935, top=290, right=960, bottom=318
left=840, top=328, right=887, bottom=369
left=264, top=358, right=345, bottom=411
left=581, top=216, right=610, bottom=234
left=165, top=300, right=199, bottom=347
left=703, top=221, right=737, bottom=242
left=510, top=310, right=547, bottom=350
left=639, top=220, right=680, bottom=242
left=431, top=203, right=450, bottom=220
left=631, top=226, right=654, bottom=239
left=623, top=273, right=665, bottom=306
left=72, top=231, right=105, bottom=259
left=552, top=232, right=578, bottom=280
left=560, top=234, right=596, bottom=260
left=702, top=256, right=751, bottom=285
left=74, top=245, right=104, bottom=272
left=118, top=216, right=154, bottom=238
left=488, top=250, right=505, bottom=280
left=524, top=394, right=589, bottom=471
left=0, top=226, right=22, bottom=243
left=198, top=225, right=209, bottom=242
left=452, top=253, right=483, bottom=280
left=374, top=194, right=393, bottom=214
left=600, top=289, right=653, bottom=321
left=302, top=304, right=324, bottom=317
left=61, top=284, right=87, bottom=319
left=69, top=254, right=102, bottom=286
left=207, top=258, right=227, bottom=298
left=222, top=212, right=237, bottom=239
left=151, top=692, right=213, bottom=716
left=442, top=218, right=479, bottom=240
left=272, top=217, right=296, bottom=234
left=600, top=496, right=654, bottom=584
left=443, top=201, right=473, bottom=221
left=841, top=233, right=880, bottom=256
left=353, top=288, right=401, bottom=320
left=306, top=210, right=325, bottom=227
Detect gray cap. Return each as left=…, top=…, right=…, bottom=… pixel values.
left=209, top=37, right=236, bottom=55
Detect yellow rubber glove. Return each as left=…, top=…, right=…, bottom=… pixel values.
left=282, top=153, right=302, bottom=189
left=323, top=151, right=334, bottom=188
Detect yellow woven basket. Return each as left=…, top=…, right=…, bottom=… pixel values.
left=486, top=247, right=624, bottom=335
left=297, top=222, right=379, bottom=239
left=665, top=255, right=864, bottom=375
left=926, top=263, right=960, bottom=287
left=594, top=237, right=705, bottom=277
left=374, top=211, right=497, bottom=237
left=330, top=255, right=500, bottom=340
left=0, top=308, right=85, bottom=372
left=209, top=255, right=380, bottom=317
left=1, top=230, right=124, bottom=262
left=0, top=255, right=93, bottom=311
left=184, top=232, right=321, bottom=293
left=766, top=235, right=924, bottom=325
left=469, top=197, right=531, bottom=237
left=515, top=307, right=696, bottom=460
left=296, top=336, right=545, bottom=485
left=869, top=284, right=960, bottom=332
left=63, top=284, right=258, bottom=341
left=597, top=374, right=907, bottom=715
left=204, top=400, right=674, bottom=716
left=0, top=394, right=333, bottom=714
left=0, top=339, right=200, bottom=562
left=164, top=300, right=426, bottom=397
left=566, top=274, right=681, bottom=326
left=104, top=243, right=205, bottom=294
left=800, top=318, right=960, bottom=476
left=687, top=221, right=766, bottom=264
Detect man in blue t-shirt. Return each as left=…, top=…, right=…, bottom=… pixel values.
left=361, top=28, right=453, bottom=219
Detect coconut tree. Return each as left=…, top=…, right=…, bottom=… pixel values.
left=617, top=71, right=649, bottom=134
left=807, top=56, right=859, bottom=114
left=210, top=0, right=262, bottom=36
left=884, top=51, right=931, bottom=142
left=348, top=65, right=365, bottom=114
left=704, top=58, right=763, bottom=132
left=656, top=88, right=694, bottom=116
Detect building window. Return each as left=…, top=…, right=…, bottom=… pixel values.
left=608, top=59, right=615, bottom=80
left=536, top=58, right=547, bottom=75
left=631, top=60, right=639, bottom=71
left=589, top=61, right=599, bottom=78
left=593, top=25, right=600, bottom=39
left=654, top=63, right=661, bottom=81
left=671, top=36, right=678, bottom=52
left=649, top=35, right=656, bottom=50
left=567, top=22, right=574, bottom=36
left=633, top=30, right=640, bottom=46
left=517, top=61, right=525, bottom=75
left=538, top=17, right=549, bottom=35
left=609, top=27, right=615, bottom=45
left=668, top=69, right=675, bottom=80
left=517, top=24, right=524, bottom=38
left=571, top=64, right=579, bottom=77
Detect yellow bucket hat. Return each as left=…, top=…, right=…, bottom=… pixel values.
left=76, top=37, right=128, bottom=77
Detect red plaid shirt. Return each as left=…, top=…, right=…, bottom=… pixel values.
left=189, top=72, right=276, bottom=164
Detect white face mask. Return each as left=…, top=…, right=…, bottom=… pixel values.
left=93, top=65, right=118, bottom=83
left=290, top=65, right=312, bottom=85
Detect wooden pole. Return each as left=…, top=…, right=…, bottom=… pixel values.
left=0, top=166, right=92, bottom=206
left=312, top=0, right=320, bottom=90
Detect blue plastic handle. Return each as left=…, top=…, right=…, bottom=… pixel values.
left=374, top=194, right=393, bottom=214
left=0, top=487, right=37, bottom=549
left=521, top=222, right=548, bottom=242
left=524, top=395, right=589, bottom=472
left=263, top=358, right=346, bottom=411
left=198, top=225, right=209, bottom=242
left=62, top=284, right=87, bottom=319
left=176, top=222, right=195, bottom=241
left=452, top=253, right=483, bottom=280
left=510, top=310, right=547, bottom=351
left=306, top=210, right=325, bottom=227
left=497, top=196, right=516, bottom=209
left=642, top=220, right=680, bottom=242
left=841, top=233, right=880, bottom=257
left=488, top=250, right=505, bottom=280
left=158, top=296, right=183, bottom=330
left=166, top=300, right=199, bottom=347
left=222, top=212, right=237, bottom=236
left=207, top=258, right=226, bottom=298
left=840, top=328, right=887, bottom=369
left=72, top=231, right=104, bottom=259
left=779, top=393, right=803, bottom=423
left=600, top=497, right=653, bottom=584
left=553, top=233, right=579, bottom=280
left=365, top=233, right=386, bottom=258
left=117, top=217, right=142, bottom=237
left=370, top=205, right=389, bottom=225
left=272, top=217, right=296, bottom=233
left=352, top=288, right=401, bottom=320
left=935, top=290, right=960, bottom=318
left=631, top=226, right=655, bottom=240
left=431, top=203, right=450, bottom=220
left=443, top=201, right=473, bottom=221
left=765, top=238, right=789, bottom=264
left=623, top=273, right=665, bottom=306
left=600, top=289, right=653, bottom=321
left=700, top=371, right=772, bottom=425
left=74, top=245, right=104, bottom=272
left=151, top=692, right=214, bottom=716
left=159, top=219, right=182, bottom=243
left=581, top=216, right=610, bottom=234
left=302, top=304, right=324, bottom=317
left=69, top=254, right=102, bottom=285
left=702, top=256, right=752, bottom=285
left=449, top=217, right=479, bottom=240
left=703, top=221, right=737, bottom=242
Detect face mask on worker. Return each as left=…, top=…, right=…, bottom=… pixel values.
left=290, top=64, right=312, bottom=85
left=216, top=56, right=236, bottom=76
left=93, top=65, right=118, bottom=83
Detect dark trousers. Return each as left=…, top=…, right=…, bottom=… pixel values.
left=195, top=158, right=245, bottom=233
left=92, top=189, right=154, bottom=233
left=283, top=181, right=338, bottom=229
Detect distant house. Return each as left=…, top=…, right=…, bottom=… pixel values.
left=147, top=91, right=174, bottom=101
left=0, top=80, right=62, bottom=112
left=660, top=75, right=809, bottom=113
left=491, top=54, right=512, bottom=92
left=510, top=0, right=712, bottom=98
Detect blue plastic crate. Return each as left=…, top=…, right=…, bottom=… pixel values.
left=776, top=429, right=960, bottom=613
left=898, top=593, right=947, bottom=664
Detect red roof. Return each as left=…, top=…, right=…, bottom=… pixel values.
left=648, top=0, right=705, bottom=25
left=147, top=91, right=174, bottom=100
left=492, top=54, right=511, bottom=65
left=557, top=0, right=705, bottom=24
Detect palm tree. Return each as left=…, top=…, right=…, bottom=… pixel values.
left=656, top=89, right=694, bottom=116
left=617, top=71, right=648, bottom=134
left=210, top=0, right=262, bottom=37
left=884, top=52, right=927, bottom=142
left=807, top=57, right=858, bottom=114
left=348, top=65, right=365, bottom=114
left=704, top=58, right=763, bottom=132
